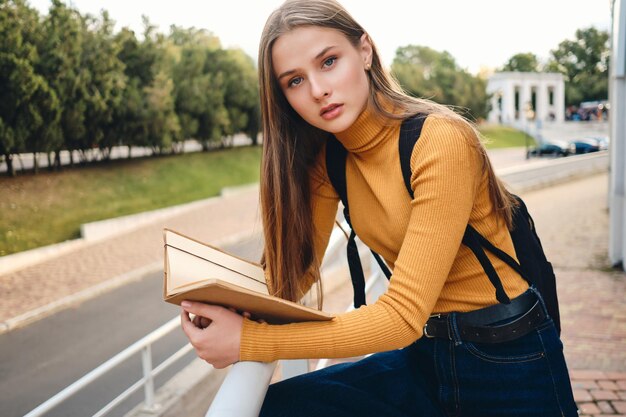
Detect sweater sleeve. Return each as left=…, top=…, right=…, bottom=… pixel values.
left=240, top=116, right=482, bottom=362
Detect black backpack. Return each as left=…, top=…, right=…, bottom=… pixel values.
left=325, top=114, right=561, bottom=334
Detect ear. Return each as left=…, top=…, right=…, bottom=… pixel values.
left=359, top=33, right=373, bottom=68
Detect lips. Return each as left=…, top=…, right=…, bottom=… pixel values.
left=320, top=103, right=343, bottom=120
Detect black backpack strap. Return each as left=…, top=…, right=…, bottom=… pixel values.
left=371, top=252, right=392, bottom=279
left=462, top=226, right=512, bottom=304
left=399, top=114, right=428, bottom=199
left=347, top=229, right=367, bottom=307
left=325, top=137, right=349, bottom=221
left=471, top=229, right=527, bottom=280
left=326, top=136, right=391, bottom=308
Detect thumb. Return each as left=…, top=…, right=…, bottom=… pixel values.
left=181, top=300, right=225, bottom=319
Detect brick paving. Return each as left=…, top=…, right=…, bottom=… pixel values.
left=0, top=159, right=623, bottom=413
left=519, top=173, right=626, bottom=415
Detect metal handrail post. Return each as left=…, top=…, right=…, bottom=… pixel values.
left=22, top=317, right=180, bottom=417
left=141, top=345, right=156, bottom=411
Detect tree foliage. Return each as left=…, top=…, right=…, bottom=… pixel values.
left=545, top=27, right=609, bottom=106
left=391, top=45, right=489, bottom=120
left=500, top=52, right=541, bottom=72
left=0, top=2, right=261, bottom=176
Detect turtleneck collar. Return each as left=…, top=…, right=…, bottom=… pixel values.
left=334, top=100, right=401, bottom=155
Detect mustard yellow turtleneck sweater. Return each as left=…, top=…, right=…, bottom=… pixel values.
left=239, top=106, right=528, bottom=362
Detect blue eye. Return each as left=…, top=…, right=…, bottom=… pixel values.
left=323, top=56, right=336, bottom=68
left=288, top=77, right=303, bottom=87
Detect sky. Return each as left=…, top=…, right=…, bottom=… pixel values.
left=27, top=0, right=613, bottom=74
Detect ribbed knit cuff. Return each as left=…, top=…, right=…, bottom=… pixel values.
left=240, top=317, right=277, bottom=362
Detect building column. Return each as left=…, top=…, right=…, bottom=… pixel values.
left=489, top=92, right=500, bottom=123
left=503, top=80, right=516, bottom=124
left=609, top=0, right=626, bottom=267
left=536, top=81, right=548, bottom=122
left=555, top=81, right=565, bottom=122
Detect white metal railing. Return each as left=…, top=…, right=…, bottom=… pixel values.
left=205, top=221, right=389, bottom=417
left=22, top=219, right=381, bottom=417
left=22, top=316, right=192, bottom=417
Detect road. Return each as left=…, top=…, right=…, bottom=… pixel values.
left=0, top=237, right=263, bottom=417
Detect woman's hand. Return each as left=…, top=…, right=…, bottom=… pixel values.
left=180, top=301, right=244, bottom=369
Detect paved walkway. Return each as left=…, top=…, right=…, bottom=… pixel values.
left=519, top=174, right=626, bottom=416
left=0, top=151, right=623, bottom=414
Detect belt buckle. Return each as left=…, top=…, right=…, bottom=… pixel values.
left=423, top=313, right=442, bottom=339
left=423, top=323, right=435, bottom=338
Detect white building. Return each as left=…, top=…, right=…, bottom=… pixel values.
left=486, top=72, right=565, bottom=127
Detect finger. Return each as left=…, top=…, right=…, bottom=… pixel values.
left=181, top=300, right=225, bottom=319
left=180, top=309, right=200, bottom=338
left=200, top=316, right=212, bottom=328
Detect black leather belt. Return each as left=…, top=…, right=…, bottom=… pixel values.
left=423, top=291, right=547, bottom=344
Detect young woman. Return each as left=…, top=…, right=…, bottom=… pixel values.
left=180, top=0, right=578, bottom=415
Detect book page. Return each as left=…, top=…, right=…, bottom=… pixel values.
left=167, top=246, right=268, bottom=295
left=164, top=230, right=268, bottom=296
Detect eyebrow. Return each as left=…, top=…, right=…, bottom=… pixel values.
left=276, top=45, right=337, bottom=81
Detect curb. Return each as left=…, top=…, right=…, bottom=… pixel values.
left=498, top=151, right=609, bottom=193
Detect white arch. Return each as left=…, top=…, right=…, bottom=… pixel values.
left=486, top=72, right=565, bottom=126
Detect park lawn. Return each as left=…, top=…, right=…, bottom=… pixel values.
left=478, top=124, right=536, bottom=149
left=0, top=146, right=262, bottom=256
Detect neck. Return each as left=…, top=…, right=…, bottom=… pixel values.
left=334, top=101, right=400, bottom=154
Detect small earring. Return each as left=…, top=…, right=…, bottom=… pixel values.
left=365, top=63, right=371, bottom=70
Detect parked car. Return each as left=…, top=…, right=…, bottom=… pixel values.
left=569, top=138, right=601, bottom=154
left=592, top=136, right=609, bottom=151
left=527, top=140, right=576, bottom=158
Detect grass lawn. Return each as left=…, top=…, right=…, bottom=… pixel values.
left=0, top=146, right=262, bottom=256
left=478, top=124, right=536, bottom=149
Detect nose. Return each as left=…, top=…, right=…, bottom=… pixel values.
left=309, top=75, right=330, bottom=101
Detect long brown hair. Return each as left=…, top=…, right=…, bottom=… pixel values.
left=258, top=0, right=517, bottom=306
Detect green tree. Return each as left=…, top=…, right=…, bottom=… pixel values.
left=207, top=48, right=260, bottom=146
left=500, top=52, right=541, bottom=72
left=114, top=28, right=147, bottom=157
left=37, top=0, right=87, bottom=168
left=0, top=0, right=61, bottom=175
left=79, top=10, right=126, bottom=161
left=546, top=27, right=609, bottom=106
left=115, top=18, right=179, bottom=156
left=170, top=29, right=230, bottom=150
left=0, top=53, right=60, bottom=176
left=144, top=71, right=181, bottom=153
left=391, top=45, right=488, bottom=120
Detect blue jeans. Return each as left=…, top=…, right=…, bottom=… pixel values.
left=260, top=292, right=578, bottom=416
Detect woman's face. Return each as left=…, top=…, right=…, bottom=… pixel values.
left=272, top=26, right=373, bottom=134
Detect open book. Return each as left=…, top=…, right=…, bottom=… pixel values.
left=163, top=229, right=333, bottom=324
